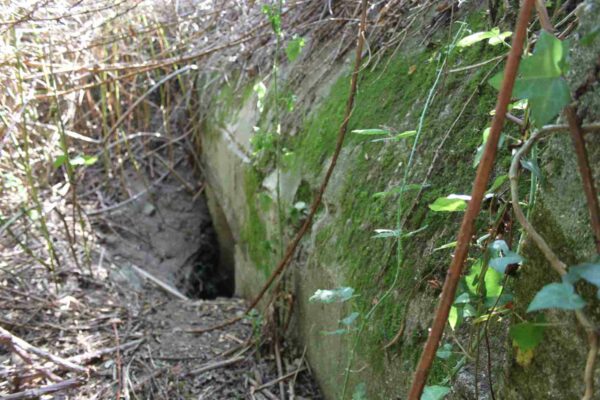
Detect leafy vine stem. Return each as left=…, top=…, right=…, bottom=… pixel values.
left=510, top=124, right=600, bottom=400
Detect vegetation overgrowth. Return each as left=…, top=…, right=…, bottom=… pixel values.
left=1, top=0, right=600, bottom=399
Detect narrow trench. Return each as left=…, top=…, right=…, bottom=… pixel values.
left=176, top=192, right=235, bottom=300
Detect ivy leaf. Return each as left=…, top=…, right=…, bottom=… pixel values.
left=429, top=197, right=467, bottom=212
left=488, top=240, right=523, bottom=274
left=527, top=282, right=586, bottom=312
left=489, top=31, right=571, bottom=128
left=421, top=385, right=451, bottom=400
left=510, top=316, right=546, bottom=351
left=436, top=343, right=453, bottom=360
left=309, top=287, right=354, bottom=303
left=489, top=252, right=523, bottom=274
left=567, top=262, right=600, bottom=296
left=285, top=35, right=305, bottom=61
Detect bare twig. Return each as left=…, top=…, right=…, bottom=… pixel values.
left=253, top=367, right=307, bottom=393
left=0, top=327, right=87, bottom=374
left=67, top=339, right=144, bottom=364
left=1, top=377, right=83, bottom=400
left=186, top=355, right=246, bottom=376
left=129, top=264, right=190, bottom=301
left=564, top=107, right=600, bottom=253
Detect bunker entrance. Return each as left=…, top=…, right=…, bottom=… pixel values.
left=176, top=200, right=235, bottom=299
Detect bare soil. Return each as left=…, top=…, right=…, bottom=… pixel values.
left=0, top=155, right=322, bottom=399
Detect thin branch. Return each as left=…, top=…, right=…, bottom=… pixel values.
left=0, top=327, right=87, bottom=373
left=0, top=377, right=83, bottom=400
left=564, top=107, right=600, bottom=254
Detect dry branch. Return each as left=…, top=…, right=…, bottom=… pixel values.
left=0, top=377, right=83, bottom=400
left=0, top=327, right=87, bottom=374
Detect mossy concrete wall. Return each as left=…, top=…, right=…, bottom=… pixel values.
left=199, top=3, right=600, bottom=399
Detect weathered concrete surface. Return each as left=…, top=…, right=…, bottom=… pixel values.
left=199, top=2, right=600, bottom=398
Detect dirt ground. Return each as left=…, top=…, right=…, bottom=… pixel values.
left=0, top=153, right=322, bottom=399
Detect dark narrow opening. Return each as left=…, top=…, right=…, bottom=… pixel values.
left=176, top=190, right=235, bottom=299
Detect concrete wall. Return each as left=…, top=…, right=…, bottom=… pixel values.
left=199, top=2, right=600, bottom=398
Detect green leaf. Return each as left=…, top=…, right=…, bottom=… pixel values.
left=489, top=32, right=571, bottom=128
left=457, top=28, right=511, bottom=47
left=489, top=240, right=523, bottom=274
left=487, top=174, right=508, bottom=193
left=510, top=316, right=546, bottom=351
left=489, top=252, right=523, bottom=274
left=285, top=35, right=305, bottom=61
left=70, top=154, right=98, bottom=166
left=449, top=305, right=460, bottom=330
left=488, top=30, right=512, bottom=46
left=568, top=261, right=600, bottom=288
left=436, top=343, right=453, bottom=360
left=366, top=130, right=417, bottom=143
left=473, top=129, right=505, bottom=168
left=421, top=385, right=451, bottom=400
left=253, top=81, right=267, bottom=113
left=434, top=241, right=457, bottom=252
left=392, top=130, right=417, bottom=139
left=458, top=31, right=495, bottom=47
left=372, top=229, right=400, bottom=239
left=466, top=259, right=483, bottom=295
left=262, top=4, right=281, bottom=35
left=429, top=197, right=467, bottom=212
left=520, top=157, right=543, bottom=183
left=527, top=282, right=586, bottom=312
left=372, top=226, right=427, bottom=239
left=53, top=155, right=67, bottom=168
left=309, top=287, right=355, bottom=303
left=352, top=129, right=390, bottom=135
left=341, top=312, right=360, bottom=326
left=454, top=292, right=471, bottom=304
left=352, top=383, right=367, bottom=400
left=484, top=267, right=504, bottom=299
left=473, top=127, right=491, bottom=168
